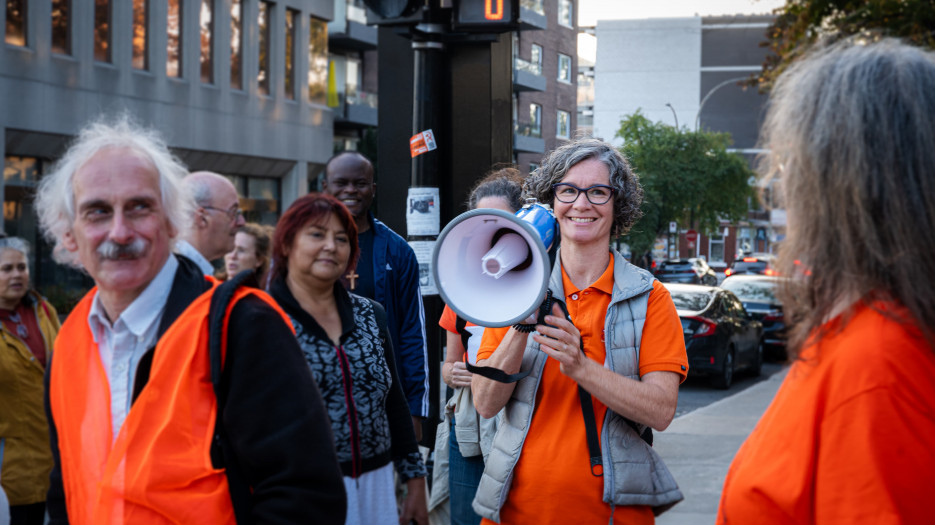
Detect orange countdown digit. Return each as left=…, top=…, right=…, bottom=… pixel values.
left=484, top=0, right=504, bottom=20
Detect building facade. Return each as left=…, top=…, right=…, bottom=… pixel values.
left=512, top=0, right=577, bottom=175
left=2, top=0, right=333, bottom=308
left=590, top=14, right=781, bottom=264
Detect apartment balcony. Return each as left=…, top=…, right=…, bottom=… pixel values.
left=514, top=124, right=545, bottom=153
left=518, top=0, right=547, bottom=30
left=328, top=1, right=377, bottom=51
left=514, top=57, right=546, bottom=92
left=334, top=91, right=378, bottom=128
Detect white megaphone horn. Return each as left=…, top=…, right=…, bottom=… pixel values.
left=433, top=201, right=557, bottom=327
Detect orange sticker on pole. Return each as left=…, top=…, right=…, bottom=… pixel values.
left=410, top=129, right=438, bottom=158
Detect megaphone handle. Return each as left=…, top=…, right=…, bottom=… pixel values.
left=512, top=290, right=559, bottom=333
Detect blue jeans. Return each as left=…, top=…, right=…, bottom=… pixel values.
left=449, top=417, right=485, bottom=525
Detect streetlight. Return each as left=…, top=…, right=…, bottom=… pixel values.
left=694, top=76, right=748, bottom=131
left=665, top=102, right=678, bottom=130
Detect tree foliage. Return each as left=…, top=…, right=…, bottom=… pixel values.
left=749, top=0, right=935, bottom=90
left=616, top=111, right=756, bottom=256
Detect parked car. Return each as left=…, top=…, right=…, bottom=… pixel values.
left=663, top=283, right=763, bottom=389
left=725, top=254, right=778, bottom=277
left=654, top=258, right=718, bottom=285
left=708, top=261, right=728, bottom=284
left=720, top=275, right=787, bottom=360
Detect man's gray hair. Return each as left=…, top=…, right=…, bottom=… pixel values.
left=0, top=237, right=31, bottom=261
left=35, top=116, right=194, bottom=266
left=524, top=137, right=643, bottom=237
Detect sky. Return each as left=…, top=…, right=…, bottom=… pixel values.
left=578, top=0, right=786, bottom=27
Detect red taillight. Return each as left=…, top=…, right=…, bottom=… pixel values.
left=724, top=268, right=733, bottom=277
left=651, top=261, right=657, bottom=269
left=763, top=311, right=783, bottom=322
left=764, top=269, right=777, bottom=276
left=742, top=257, right=757, bottom=262
left=687, top=316, right=717, bottom=338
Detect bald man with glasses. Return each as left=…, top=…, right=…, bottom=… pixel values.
left=177, top=171, right=247, bottom=275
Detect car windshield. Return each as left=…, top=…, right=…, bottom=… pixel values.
left=669, top=290, right=714, bottom=311
left=722, top=280, right=777, bottom=302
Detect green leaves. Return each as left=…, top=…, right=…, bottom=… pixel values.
left=614, top=110, right=756, bottom=255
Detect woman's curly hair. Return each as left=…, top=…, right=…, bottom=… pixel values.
left=524, top=138, right=643, bottom=237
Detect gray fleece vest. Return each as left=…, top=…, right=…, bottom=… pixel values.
left=472, top=249, right=683, bottom=522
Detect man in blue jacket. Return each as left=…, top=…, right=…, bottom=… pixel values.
left=323, top=152, right=429, bottom=437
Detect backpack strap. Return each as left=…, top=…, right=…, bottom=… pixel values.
left=208, top=270, right=256, bottom=524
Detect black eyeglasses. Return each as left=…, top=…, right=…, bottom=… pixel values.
left=552, top=183, right=616, bottom=205
left=203, top=205, right=244, bottom=221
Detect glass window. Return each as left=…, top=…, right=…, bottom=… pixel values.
left=558, top=0, right=573, bottom=27
left=346, top=56, right=360, bottom=101
left=257, top=1, right=270, bottom=95
left=557, top=53, right=571, bottom=83
left=167, top=0, right=181, bottom=77
left=530, top=44, right=542, bottom=67
left=94, top=0, right=111, bottom=62
left=51, top=0, right=70, bottom=54
left=308, top=16, right=327, bottom=104
left=529, top=162, right=538, bottom=174
left=230, top=0, right=242, bottom=89
left=529, top=103, right=542, bottom=137
left=5, top=0, right=26, bottom=46
left=709, top=234, right=725, bottom=262
left=557, top=110, right=570, bottom=139
left=200, top=0, right=213, bottom=83
left=229, top=175, right=280, bottom=225
left=284, top=9, right=296, bottom=100
left=132, top=0, right=148, bottom=70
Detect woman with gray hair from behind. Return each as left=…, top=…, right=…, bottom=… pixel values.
left=717, top=39, right=935, bottom=524
left=0, top=237, right=61, bottom=525
left=470, top=139, right=687, bottom=524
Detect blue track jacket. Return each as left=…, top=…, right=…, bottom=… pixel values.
left=365, top=213, right=429, bottom=417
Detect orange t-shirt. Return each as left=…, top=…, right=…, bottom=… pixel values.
left=439, top=304, right=485, bottom=364
left=717, top=302, right=935, bottom=524
left=477, top=257, right=688, bottom=525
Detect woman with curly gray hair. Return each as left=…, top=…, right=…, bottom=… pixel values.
left=471, top=138, right=687, bottom=524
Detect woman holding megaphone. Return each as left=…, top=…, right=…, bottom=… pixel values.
left=471, top=139, right=688, bottom=524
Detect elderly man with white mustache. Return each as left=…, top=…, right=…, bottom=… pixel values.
left=35, top=118, right=347, bottom=524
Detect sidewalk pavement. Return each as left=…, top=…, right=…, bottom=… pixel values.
left=655, top=368, right=788, bottom=525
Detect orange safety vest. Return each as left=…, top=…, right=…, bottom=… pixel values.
left=49, top=282, right=292, bottom=524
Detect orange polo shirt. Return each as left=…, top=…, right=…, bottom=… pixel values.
left=717, top=302, right=935, bottom=524
left=477, top=256, right=687, bottom=525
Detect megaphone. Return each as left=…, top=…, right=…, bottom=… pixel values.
left=433, top=202, right=557, bottom=327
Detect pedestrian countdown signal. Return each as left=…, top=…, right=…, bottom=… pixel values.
left=453, top=0, right=518, bottom=32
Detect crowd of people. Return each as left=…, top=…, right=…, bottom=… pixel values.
left=1, top=37, right=934, bottom=525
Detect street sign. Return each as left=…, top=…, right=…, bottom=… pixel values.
left=686, top=229, right=698, bottom=243
left=669, top=221, right=677, bottom=234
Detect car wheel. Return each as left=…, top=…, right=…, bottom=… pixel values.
left=749, top=340, right=763, bottom=377
left=712, top=348, right=735, bottom=389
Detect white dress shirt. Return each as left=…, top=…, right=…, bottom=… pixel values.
left=174, top=239, right=215, bottom=276
left=88, top=254, right=179, bottom=441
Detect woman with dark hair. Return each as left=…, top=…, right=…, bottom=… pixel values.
left=269, top=193, right=428, bottom=525
left=437, top=167, right=524, bottom=525
left=0, top=237, right=60, bottom=525
left=717, top=39, right=935, bottom=524
left=471, top=139, right=687, bottom=524
left=223, top=222, right=274, bottom=284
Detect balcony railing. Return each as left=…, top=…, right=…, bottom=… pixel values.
left=515, top=57, right=542, bottom=76
left=515, top=123, right=542, bottom=138
left=520, top=0, right=545, bottom=15
left=346, top=90, right=378, bottom=109
left=346, top=3, right=367, bottom=24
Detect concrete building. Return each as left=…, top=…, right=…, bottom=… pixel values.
left=2, top=0, right=333, bottom=307
left=590, top=14, right=782, bottom=264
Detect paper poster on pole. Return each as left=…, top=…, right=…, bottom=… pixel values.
left=409, top=241, right=438, bottom=296
left=406, top=187, right=440, bottom=236
left=409, top=129, right=438, bottom=158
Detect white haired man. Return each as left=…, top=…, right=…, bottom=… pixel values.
left=176, top=171, right=246, bottom=276
left=36, top=118, right=346, bottom=524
